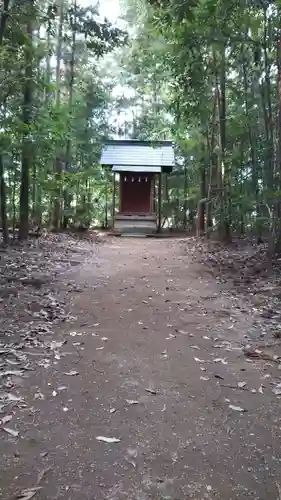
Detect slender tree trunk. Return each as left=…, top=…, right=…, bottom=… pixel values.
left=19, top=0, right=34, bottom=240
left=45, top=12, right=51, bottom=103
left=263, top=7, right=274, bottom=193
left=206, top=91, right=217, bottom=235
left=0, top=0, right=10, bottom=44
left=274, top=17, right=281, bottom=253
left=0, top=154, right=8, bottom=244
left=62, top=0, right=77, bottom=229
left=198, top=156, right=206, bottom=234
left=12, top=158, right=16, bottom=239
left=183, top=161, right=188, bottom=229
left=0, top=1, right=10, bottom=243
left=217, top=45, right=231, bottom=242
left=241, top=45, right=261, bottom=242
left=239, top=143, right=245, bottom=236
left=52, top=0, right=64, bottom=231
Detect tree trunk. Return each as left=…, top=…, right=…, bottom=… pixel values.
left=0, top=0, right=10, bottom=46
left=274, top=16, right=281, bottom=253
left=52, top=0, right=64, bottom=231
left=0, top=1, right=10, bottom=244
left=217, top=45, right=231, bottom=242
left=0, top=154, right=8, bottom=244
left=183, top=161, right=188, bottom=229
left=263, top=7, right=274, bottom=194
left=19, top=0, right=34, bottom=240
left=198, top=158, right=206, bottom=234
left=62, top=0, right=77, bottom=230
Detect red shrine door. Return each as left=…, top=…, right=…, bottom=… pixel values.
left=120, top=172, right=153, bottom=214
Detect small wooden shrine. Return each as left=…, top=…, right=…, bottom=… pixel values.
left=100, top=140, right=175, bottom=234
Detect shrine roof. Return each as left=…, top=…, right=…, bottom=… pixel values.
left=100, top=140, right=175, bottom=170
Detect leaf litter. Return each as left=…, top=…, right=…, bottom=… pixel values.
left=229, top=404, right=247, bottom=412
left=3, top=426, right=19, bottom=437
left=0, top=234, right=94, bottom=435
left=16, top=466, right=50, bottom=499
left=64, top=370, right=79, bottom=376
left=273, top=383, right=281, bottom=395
left=0, top=414, right=13, bottom=425
left=96, top=436, right=121, bottom=443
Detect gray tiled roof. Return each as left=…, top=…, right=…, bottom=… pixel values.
left=100, top=140, right=175, bottom=168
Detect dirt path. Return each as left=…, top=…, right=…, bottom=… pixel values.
left=1, top=238, right=281, bottom=500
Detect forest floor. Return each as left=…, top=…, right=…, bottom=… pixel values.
left=1, top=233, right=281, bottom=500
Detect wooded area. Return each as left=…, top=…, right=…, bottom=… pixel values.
left=3, top=3, right=281, bottom=495
left=1, top=0, right=281, bottom=253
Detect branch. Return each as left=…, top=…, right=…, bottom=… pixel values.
left=0, top=0, right=10, bottom=45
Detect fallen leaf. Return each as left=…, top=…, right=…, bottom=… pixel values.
left=64, top=370, right=79, bottom=376
left=178, top=330, right=194, bottom=337
left=1, top=414, right=12, bottom=425
left=34, top=392, right=44, bottom=400
left=3, top=426, right=19, bottom=437
left=190, top=345, right=200, bottom=350
left=200, top=376, right=210, bottom=381
left=57, top=386, right=67, bottom=392
left=96, top=436, right=120, bottom=443
left=96, top=346, right=104, bottom=351
left=125, top=400, right=139, bottom=405
left=145, top=387, right=157, bottom=395
left=49, top=340, right=65, bottom=349
left=0, top=370, right=24, bottom=378
left=194, top=357, right=205, bottom=363
left=214, top=358, right=228, bottom=365
left=214, top=374, right=224, bottom=380
left=16, top=487, right=42, bottom=500
left=228, top=404, right=247, bottom=412
left=273, top=383, right=281, bottom=395
left=109, top=408, right=116, bottom=413
left=237, top=382, right=246, bottom=388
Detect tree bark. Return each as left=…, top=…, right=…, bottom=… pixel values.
left=183, top=161, right=188, bottom=229
left=217, top=45, right=231, bottom=242
left=0, top=154, right=8, bottom=244
left=19, top=0, right=34, bottom=240
left=274, top=15, right=281, bottom=253
left=52, top=0, right=64, bottom=231
left=198, top=158, right=206, bottom=234
left=62, top=0, right=77, bottom=229
left=0, top=1, right=10, bottom=244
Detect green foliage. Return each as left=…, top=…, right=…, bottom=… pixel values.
left=114, top=0, right=281, bottom=239
left=0, top=0, right=127, bottom=235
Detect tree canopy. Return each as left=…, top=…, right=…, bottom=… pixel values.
left=1, top=0, right=281, bottom=253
